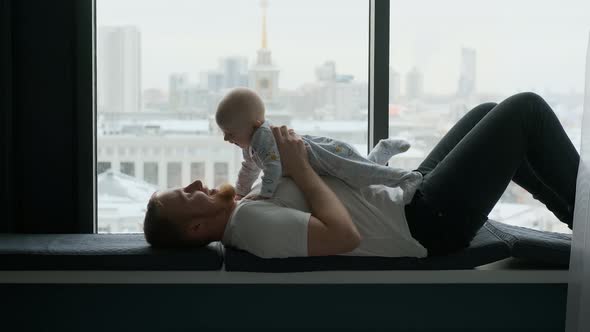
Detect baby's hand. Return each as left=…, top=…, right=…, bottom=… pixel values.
left=243, top=193, right=269, bottom=201
left=235, top=194, right=245, bottom=201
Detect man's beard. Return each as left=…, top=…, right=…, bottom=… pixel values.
left=215, top=183, right=236, bottom=202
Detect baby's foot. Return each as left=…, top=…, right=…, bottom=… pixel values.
left=368, top=138, right=411, bottom=165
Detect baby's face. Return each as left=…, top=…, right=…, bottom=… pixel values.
left=219, top=123, right=254, bottom=149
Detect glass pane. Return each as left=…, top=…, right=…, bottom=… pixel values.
left=97, top=0, right=369, bottom=233
left=389, top=0, right=590, bottom=233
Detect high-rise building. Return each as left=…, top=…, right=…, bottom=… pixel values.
left=316, top=61, right=337, bottom=82
left=315, top=61, right=354, bottom=83
left=389, top=67, right=401, bottom=102
left=220, top=56, right=248, bottom=89
left=249, top=0, right=280, bottom=103
left=457, top=47, right=477, bottom=97
left=97, top=26, right=141, bottom=113
left=143, top=88, right=167, bottom=111
left=169, top=73, right=189, bottom=111
left=199, top=71, right=224, bottom=93
left=406, top=67, right=424, bottom=100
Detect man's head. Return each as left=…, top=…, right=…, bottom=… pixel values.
left=215, top=87, right=265, bottom=149
left=143, top=180, right=237, bottom=248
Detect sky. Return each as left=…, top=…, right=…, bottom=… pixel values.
left=98, top=0, right=590, bottom=95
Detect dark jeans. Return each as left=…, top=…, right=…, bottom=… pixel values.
left=404, top=92, right=579, bottom=256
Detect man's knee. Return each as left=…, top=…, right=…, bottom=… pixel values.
left=478, top=102, right=498, bottom=112
left=469, top=102, right=497, bottom=119
left=501, top=92, right=553, bottom=126
left=480, top=102, right=498, bottom=109
left=511, top=91, right=546, bottom=106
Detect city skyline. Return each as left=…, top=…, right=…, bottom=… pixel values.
left=97, top=24, right=479, bottom=114
left=97, top=0, right=590, bottom=95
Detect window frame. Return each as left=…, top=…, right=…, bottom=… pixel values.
left=77, top=0, right=96, bottom=233
left=86, top=0, right=390, bottom=232
left=0, top=0, right=565, bottom=283
left=368, top=0, right=389, bottom=154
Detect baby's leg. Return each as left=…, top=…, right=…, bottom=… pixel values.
left=368, top=138, right=411, bottom=165
left=306, top=137, right=421, bottom=203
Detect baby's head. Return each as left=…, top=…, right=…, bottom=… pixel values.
left=215, top=87, right=265, bottom=148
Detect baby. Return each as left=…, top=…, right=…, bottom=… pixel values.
left=215, top=87, right=423, bottom=203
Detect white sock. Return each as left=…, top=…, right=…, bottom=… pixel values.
left=368, top=138, right=411, bottom=165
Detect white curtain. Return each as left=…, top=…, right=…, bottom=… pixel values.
left=566, top=32, right=590, bottom=332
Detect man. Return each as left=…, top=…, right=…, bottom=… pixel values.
left=144, top=126, right=427, bottom=258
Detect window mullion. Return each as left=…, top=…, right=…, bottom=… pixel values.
left=76, top=0, right=96, bottom=233
left=368, top=0, right=390, bottom=153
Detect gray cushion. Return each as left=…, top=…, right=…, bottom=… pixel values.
left=224, top=221, right=512, bottom=272
left=486, top=220, right=571, bottom=267
left=0, top=234, right=224, bottom=270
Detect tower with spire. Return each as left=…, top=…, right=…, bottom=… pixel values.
left=249, top=0, right=280, bottom=104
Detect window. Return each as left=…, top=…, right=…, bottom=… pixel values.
left=97, top=0, right=369, bottom=233
left=97, top=162, right=111, bottom=174
left=167, top=162, right=182, bottom=188
left=389, top=0, right=589, bottom=234
left=143, top=162, right=158, bottom=185
left=214, top=162, right=229, bottom=187
left=191, top=162, right=206, bottom=182
left=120, top=161, right=135, bottom=176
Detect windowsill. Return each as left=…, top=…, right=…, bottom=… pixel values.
left=0, top=258, right=568, bottom=284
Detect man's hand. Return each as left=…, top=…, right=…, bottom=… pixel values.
left=271, top=125, right=360, bottom=256
left=270, top=125, right=310, bottom=178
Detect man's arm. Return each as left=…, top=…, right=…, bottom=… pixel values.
left=271, top=125, right=361, bottom=256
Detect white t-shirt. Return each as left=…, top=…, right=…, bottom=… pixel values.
left=221, top=176, right=427, bottom=259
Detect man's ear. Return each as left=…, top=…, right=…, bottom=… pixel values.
left=254, top=120, right=262, bottom=128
